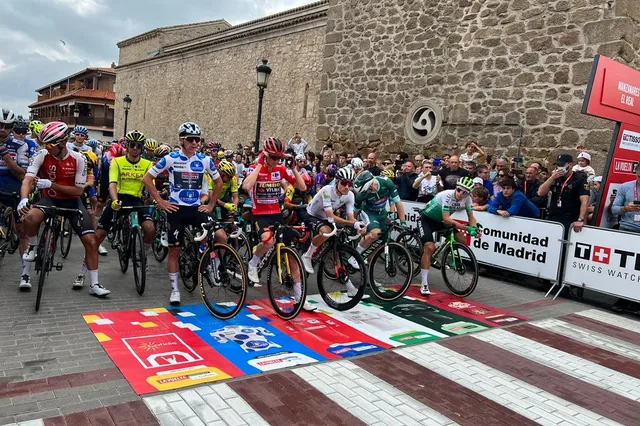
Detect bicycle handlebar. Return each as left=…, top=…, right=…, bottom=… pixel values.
left=33, top=205, right=83, bottom=215
left=194, top=222, right=213, bottom=242
left=117, top=205, right=155, bottom=211
left=321, top=223, right=337, bottom=238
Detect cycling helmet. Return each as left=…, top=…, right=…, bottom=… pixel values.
left=73, top=125, right=88, bottom=137
left=302, top=172, right=313, bottom=190
left=336, top=166, right=356, bottom=182
left=263, top=137, right=285, bottom=155
left=39, top=121, right=69, bottom=146
left=351, top=157, right=364, bottom=169
left=352, top=170, right=375, bottom=194
left=178, top=121, right=201, bottom=137
left=224, top=149, right=234, bottom=158
left=101, top=140, right=111, bottom=148
left=118, top=137, right=126, bottom=147
left=381, top=169, right=395, bottom=179
left=295, top=153, right=306, bottom=162
left=0, top=109, right=16, bottom=125
left=86, top=138, right=98, bottom=148
left=326, top=163, right=338, bottom=177
left=13, top=115, right=28, bottom=131
left=29, top=120, right=42, bottom=132
left=32, top=122, right=44, bottom=138
left=108, top=143, right=125, bottom=158
left=217, top=150, right=225, bottom=159
left=125, top=130, right=145, bottom=144
left=218, top=160, right=235, bottom=177
left=144, top=138, right=159, bottom=151
left=154, top=144, right=171, bottom=158
left=456, top=176, right=474, bottom=191
left=81, top=151, right=96, bottom=169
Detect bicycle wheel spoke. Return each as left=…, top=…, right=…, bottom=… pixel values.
left=267, top=247, right=305, bottom=319
left=317, top=245, right=366, bottom=311
left=199, top=244, right=247, bottom=319
left=441, top=244, right=478, bottom=297
left=369, top=242, right=412, bottom=301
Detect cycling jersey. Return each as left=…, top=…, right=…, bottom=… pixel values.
left=422, top=189, right=472, bottom=222
left=148, top=151, right=219, bottom=206
left=0, top=136, right=30, bottom=192
left=306, top=184, right=354, bottom=219
left=110, top=156, right=153, bottom=198
left=210, top=325, right=280, bottom=353
left=284, top=184, right=311, bottom=206
left=23, top=137, right=38, bottom=158
left=26, top=149, right=86, bottom=199
left=355, top=176, right=400, bottom=213
left=208, top=175, right=238, bottom=202
left=246, top=163, right=296, bottom=215
left=66, top=142, right=90, bottom=153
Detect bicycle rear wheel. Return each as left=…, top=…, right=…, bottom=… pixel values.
left=266, top=246, right=306, bottom=320
left=368, top=241, right=413, bottom=301
left=131, top=227, right=146, bottom=295
left=317, top=244, right=366, bottom=311
left=198, top=242, right=247, bottom=319
left=441, top=242, right=478, bottom=297
left=5, top=208, right=19, bottom=254
left=60, top=217, right=72, bottom=259
left=35, top=226, right=54, bottom=312
left=152, top=215, right=168, bottom=262
left=117, top=219, right=130, bottom=273
left=229, top=232, right=252, bottom=265
left=180, top=227, right=198, bottom=292
left=396, top=230, right=421, bottom=278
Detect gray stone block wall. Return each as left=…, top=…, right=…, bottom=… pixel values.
left=318, top=0, right=640, bottom=170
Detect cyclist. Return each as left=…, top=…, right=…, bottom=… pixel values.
left=67, top=125, right=90, bottom=153
left=0, top=109, right=32, bottom=289
left=241, top=137, right=313, bottom=311
left=12, top=116, right=38, bottom=158
left=86, top=139, right=102, bottom=165
left=350, top=157, right=364, bottom=175
left=207, top=160, right=239, bottom=224
left=417, top=176, right=478, bottom=295
left=142, top=138, right=159, bottom=161
left=18, top=122, right=109, bottom=297
left=282, top=172, right=312, bottom=225
left=351, top=170, right=407, bottom=269
left=142, top=122, right=223, bottom=306
left=29, top=120, right=43, bottom=139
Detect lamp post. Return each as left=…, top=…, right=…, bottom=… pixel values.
left=73, top=107, right=80, bottom=126
left=123, top=94, right=132, bottom=137
left=254, top=59, right=272, bottom=153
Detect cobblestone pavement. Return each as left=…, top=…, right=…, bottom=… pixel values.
left=1, top=241, right=638, bottom=425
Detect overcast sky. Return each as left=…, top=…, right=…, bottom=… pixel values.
left=0, top=0, right=315, bottom=118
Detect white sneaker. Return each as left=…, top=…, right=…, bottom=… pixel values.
left=98, top=245, right=108, bottom=256
left=301, top=254, right=314, bottom=274
left=22, top=245, right=36, bottom=262
left=302, top=301, right=317, bottom=312
left=170, top=290, right=181, bottom=305
left=19, top=275, right=31, bottom=291
left=345, top=280, right=358, bottom=297
left=420, top=283, right=431, bottom=295
left=347, top=256, right=360, bottom=270
left=90, top=283, right=111, bottom=297
left=73, top=275, right=84, bottom=290
left=160, top=231, right=169, bottom=248
left=248, top=264, right=259, bottom=283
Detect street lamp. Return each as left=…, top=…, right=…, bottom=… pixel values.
left=254, top=59, right=272, bottom=153
left=73, top=107, right=80, bottom=126
left=123, top=94, right=132, bottom=137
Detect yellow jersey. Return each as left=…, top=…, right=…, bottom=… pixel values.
left=109, top=156, right=153, bottom=197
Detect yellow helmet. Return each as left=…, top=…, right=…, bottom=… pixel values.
left=144, top=138, right=159, bottom=151
left=217, top=150, right=225, bottom=159
left=29, top=120, right=43, bottom=132
left=382, top=169, right=395, bottom=179
left=81, top=150, right=97, bottom=169
left=32, top=122, right=44, bottom=138
left=125, top=130, right=145, bottom=143
left=218, top=160, right=235, bottom=177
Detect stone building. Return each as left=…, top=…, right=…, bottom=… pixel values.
left=115, top=0, right=640, bottom=171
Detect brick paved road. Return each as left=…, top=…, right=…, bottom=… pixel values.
left=0, top=240, right=638, bottom=425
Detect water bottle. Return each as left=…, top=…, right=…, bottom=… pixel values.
left=198, top=243, right=206, bottom=256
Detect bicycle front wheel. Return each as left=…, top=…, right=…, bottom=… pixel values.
left=440, top=242, right=478, bottom=297
left=5, top=208, right=19, bottom=254
left=229, top=231, right=252, bottom=265
left=198, top=242, right=247, bottom=319
left=117, top=221, right=130, bottom=273
left=131, top=227, right=146, bottom=295
left=179, top=228, right=198, bottom=292
left=266, top=246, right=306, bottom=320
left=317, top=244, right=366, bottom=311
left=368, top=241, right=413, bottom=301
left=60, top=217, right=72, bottom=259
left=35, top=226, right=54, bottom=312
left=396, top=230, right=422, bottom=278
left=152, top=224, right=168, bottom=262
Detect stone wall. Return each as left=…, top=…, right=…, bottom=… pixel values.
left=114, top=24, right=325, bottom=147
left=319, top=0, right=640, bottom=172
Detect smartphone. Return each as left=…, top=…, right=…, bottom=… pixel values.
left=633, top=200, right=640, bottom=205
left=612, top=189, right=618, bottom=197
left=512, top=168, right=523, bottom=176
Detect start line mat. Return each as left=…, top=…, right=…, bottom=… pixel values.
left=83, top=287, right=528, bottom=394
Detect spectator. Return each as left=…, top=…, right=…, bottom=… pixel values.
left=441, top=154, right=451, bottom=168
left=233, top=154, right=246, bottom=180
left=346, top=153, right=353, bottom=162
left=287, top=133, right=308, bottom=155
left=460, top=141, right=485, bottom=163
left=475, top=165, right=494, bottom=197
left=488, top=178, right=540, bottom=218
left=530, top=161, right=542, bottom=171
left=382, top=159, right=394, bottom=170
left=522, top=166, right=546, bottom=208
left=436, top=155, right=469, bottom=190
left=338, top=152, right=348, bottom=167
left=471, top=186, right=490, bottom=211
left=414, top=154, right=425, bottom=174
left=464, top=161, right=477, bottom=177
left=395, top=160, right=419, bottom=201
left=587, top=175, right=601, bottom=222
left=537, top=154, right=589, bottom=236
left=366, top=151, right=382, bottom=176
left=493, top=170, right=507, bottom=196
left=472, top=177, right=484, bottom=189
left=491, top=157, right=510, bottom=181
left=413, top=160, right=438, bottom=203
left=539, top=166, right=549, bottom=181
left=572, top=152, right=595, bottom=178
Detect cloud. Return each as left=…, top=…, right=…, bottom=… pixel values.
left=0, top=0, right=317, bottom=116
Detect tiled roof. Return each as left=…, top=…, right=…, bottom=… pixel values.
left=88, top=67, right=116, bottom=74
left=35, top=67, right=115, bottom=92
left=29, top=89, right=115, bottom=108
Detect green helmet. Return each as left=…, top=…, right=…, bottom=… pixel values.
left=456, top=176, right=474, bottom=191
left=353, top=170, right=375, bottom=194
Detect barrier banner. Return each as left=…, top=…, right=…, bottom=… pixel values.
left=564, top=226, right=640, bottom=302
left=402, top=202, right=564, bottom=281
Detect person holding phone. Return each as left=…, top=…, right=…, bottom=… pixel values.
left=611, top=165, right=640, bottom=233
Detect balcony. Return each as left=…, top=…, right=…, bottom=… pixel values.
left=34, top=115, right=114, bottom=129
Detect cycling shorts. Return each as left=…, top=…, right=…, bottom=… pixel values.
left=34, top=197, right=95, bottom=236
left=254, top=213, right=292, bottom=246
left=98, top=194, right=152, bottom=233
left=361, top=210, right=388, bottom=234
left=166, top=206, right=212, bottom=248
left=416, top=214, right=458, bottom=245
left=305, top=214, right=332, bottom=235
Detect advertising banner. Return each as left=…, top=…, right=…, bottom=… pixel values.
left=563, top=226, right=640, bottom=302
left=402, top=202, right=564, bottom=280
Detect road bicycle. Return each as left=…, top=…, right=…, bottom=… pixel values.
left=179, top=225, right=199, bottom=292
left=193, top=220, right=248, bottom=319
left=32, top=205, right=82, bottom=312
left=111, top=205, right=154, bottom=295
left=151, top=207, right=168, bottom=262
left=0, top=192, right=20, bottom=265
left=430, top=224, right=481, bottom=297
left=394, top=208, right=426, bottom=278
left=59, top=216, right=72, bottom=259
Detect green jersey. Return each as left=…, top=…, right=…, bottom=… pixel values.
left=422, top=189, right=472, bottom=221
left=355, top=176, right=401, bottom=213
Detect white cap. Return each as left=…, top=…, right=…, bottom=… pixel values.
left=577, top=151, right=591, bottom=162
left=472, top=177, right=484, bottom=185
left=594, top=175, right=602, bottom=182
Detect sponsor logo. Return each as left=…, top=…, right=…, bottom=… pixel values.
left=271, top=172, right=281, bottom=180
left=620, top=130, right=640, bottom=152
left=572, top=241, right=640, bottom=281
left=190, top=160, right=204, bottom=172
left=468, top=308, right=490, bottom=316
left=613, top=158, right=639, bottom=175
left=448, top=301, right=471, bottom=309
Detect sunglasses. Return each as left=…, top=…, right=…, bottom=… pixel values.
left=456, top=188, right=469, bottom=195
left=13, top=129, right=26, bottom=135
left=498, top=174, right=506, bottom=177
left=0, top=124, right=13, bottom=130
left=268, top=154, right=282, bottom=160
left=128, top=143, right=144, bottom=150
left=183, top=137, right=201, bottom=143
left=44, top=143, right=60, bottom=149
left=339, top=180, right=353, bottom=187
left=382, top=162, right=392, bottom=166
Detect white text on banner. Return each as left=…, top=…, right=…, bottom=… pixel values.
left=564, top=226, right=640, bottom=302
left=401, top=202, right=564, bottom=281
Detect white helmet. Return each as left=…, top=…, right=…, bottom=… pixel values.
left=336, top=166, right=355, bottom=182
left=295, top=153, right=306, bottom=161
left=178, top=121, right=201, bottom=137
left=351, top=158, right=364, bottom=169
left=0, top=108, right=16, bottom=125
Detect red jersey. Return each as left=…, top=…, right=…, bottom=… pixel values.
left=26, top=149, right=86, bottom=199
left=247, top=163, right=296, bottom=215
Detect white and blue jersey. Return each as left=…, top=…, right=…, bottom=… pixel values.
left=66, top=142, right=90, bottom=153
left=0, top=136, right=30, bottom=193
left=148, top=150, right=220, bottom=206
left=24, top=137, right=38, bottom=158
